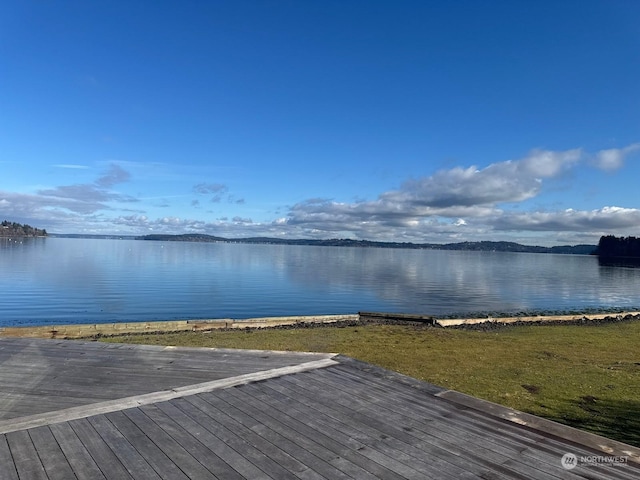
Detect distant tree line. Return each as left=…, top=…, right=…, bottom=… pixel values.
left=0, top=220, right=47, bottom=237
left=595, top=235, right=640, bottom=258
left=137, top=234, right=596, bottom=255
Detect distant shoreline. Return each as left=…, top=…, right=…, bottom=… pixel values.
left=48, top=233, right=597, bottom=255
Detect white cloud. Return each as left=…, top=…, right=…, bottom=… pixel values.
left=4, top=143, right=640, bottom=245
left=518, top=148, right=581, bottom=178
left=232, top=216, right=253, bottom=224
left=193, top=182, right=235, bottom=203
left=492, top=206, right=640, bottom=232
left=0, top=163, right=138, bottom=233
left=272, top=145, right=640, bottom=243
left=593, top=144, right=640, bottom=172
left=95, top=164, right=131, bottom=188
left=37, top=163, right=137, bottom=214
left=193, top=183, right=228, bottom=194
left=285, top=147, right=585, bottom=231
left=53, top=164, right=90, bottom=169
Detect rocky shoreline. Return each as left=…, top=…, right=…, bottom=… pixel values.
left=444, top=312, right=640, bottom=331
left=3, top=311, right=640, bottom=339
left=235, top=311, right=640, bottom=332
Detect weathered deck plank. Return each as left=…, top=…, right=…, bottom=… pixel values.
left=223, top=384, right=436, bottom=480
left=170, top=397, right=300, bottom=480
left=275, top=371, right=562, bottom=479
left=297, top=366, right=640, bottom=480
left=320, top=363, right=640, bottom=480
left=189, top=392, right=351, bottom=480
left=137, top=404, right=244, bottom=480
left=300, top=369, right=560, bottom=462
left=48, top=422, right=107, bottom=480
left=0, top=337, right=333, bottom=420
left=102, top=411, right=191, bottom=480
left=250, top=378, right=510, bottom=480
left=316, top=365, right=640, bottom=480
left=68, top=418, right=134, bottom=480
left=183, top=394, right=326, bottom=480
left=0, top=434, right=19, bottom=480
left=152, top=401, right=271, bottom=480
left=5, top=430, right=48, bottom=480
left=27, top=426, right=78, bottom=480
left=121, top=407, right=218, bottom=480
left=0, top=338, right=638, bottom=479
left=204, top=389, right=387, bottom=480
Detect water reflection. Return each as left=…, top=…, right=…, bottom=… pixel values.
left=598, top=257, right=640, bottom=268
left=1, top=238, right=640, bottom=327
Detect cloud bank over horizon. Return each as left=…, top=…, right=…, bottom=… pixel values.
left=2, top=143, right=639, bottom=246
left=3, top=2, right=639, bottom=248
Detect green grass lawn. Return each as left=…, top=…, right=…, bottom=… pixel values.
left=101, top=320, right=640, bottom=447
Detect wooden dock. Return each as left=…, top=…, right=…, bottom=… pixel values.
left=0, top=337, right=638, bottom=479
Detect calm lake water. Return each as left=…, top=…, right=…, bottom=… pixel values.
left=1, top=237, right=639, bottom=327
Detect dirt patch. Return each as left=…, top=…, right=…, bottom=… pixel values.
left=521, top=384, right=541, bottom=395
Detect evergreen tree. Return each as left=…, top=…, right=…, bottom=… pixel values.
left=595, top=235, right=640, bottom=258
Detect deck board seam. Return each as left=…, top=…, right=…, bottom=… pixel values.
left=260, top=375, right=533, bottom=479
left=0, top=357, right=338, bottom=435
left=220, top=384, right=407, bottom=480
left=191, top=391, right=354, bottom=480
left=231, top=380, right=438, bottom=480
left=278, top=371, right=580, bottom=479
left=306, top=368, right=580, bottom=459
left=331, top=358, right=640, bottom=466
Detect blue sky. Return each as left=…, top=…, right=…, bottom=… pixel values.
left=1, top=1, right=639, bottom=246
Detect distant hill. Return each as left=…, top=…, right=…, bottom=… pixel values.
left=136, top=233, right=597, bottom=255
left=138, top=233, right=227, bottom=243
left=437, top=241, right=596, bottom=255
left=49, top=233, right=137, bottom=240
left=1, top=220, right=47, bottom=237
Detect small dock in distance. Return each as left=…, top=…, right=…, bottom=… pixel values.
left=0, top=337, right=638, bottom=479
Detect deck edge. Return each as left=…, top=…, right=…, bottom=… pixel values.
left=435, top=389, right=640, bottom=465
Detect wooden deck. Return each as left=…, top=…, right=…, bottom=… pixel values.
left=0, top=338, right=638, bottom=479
